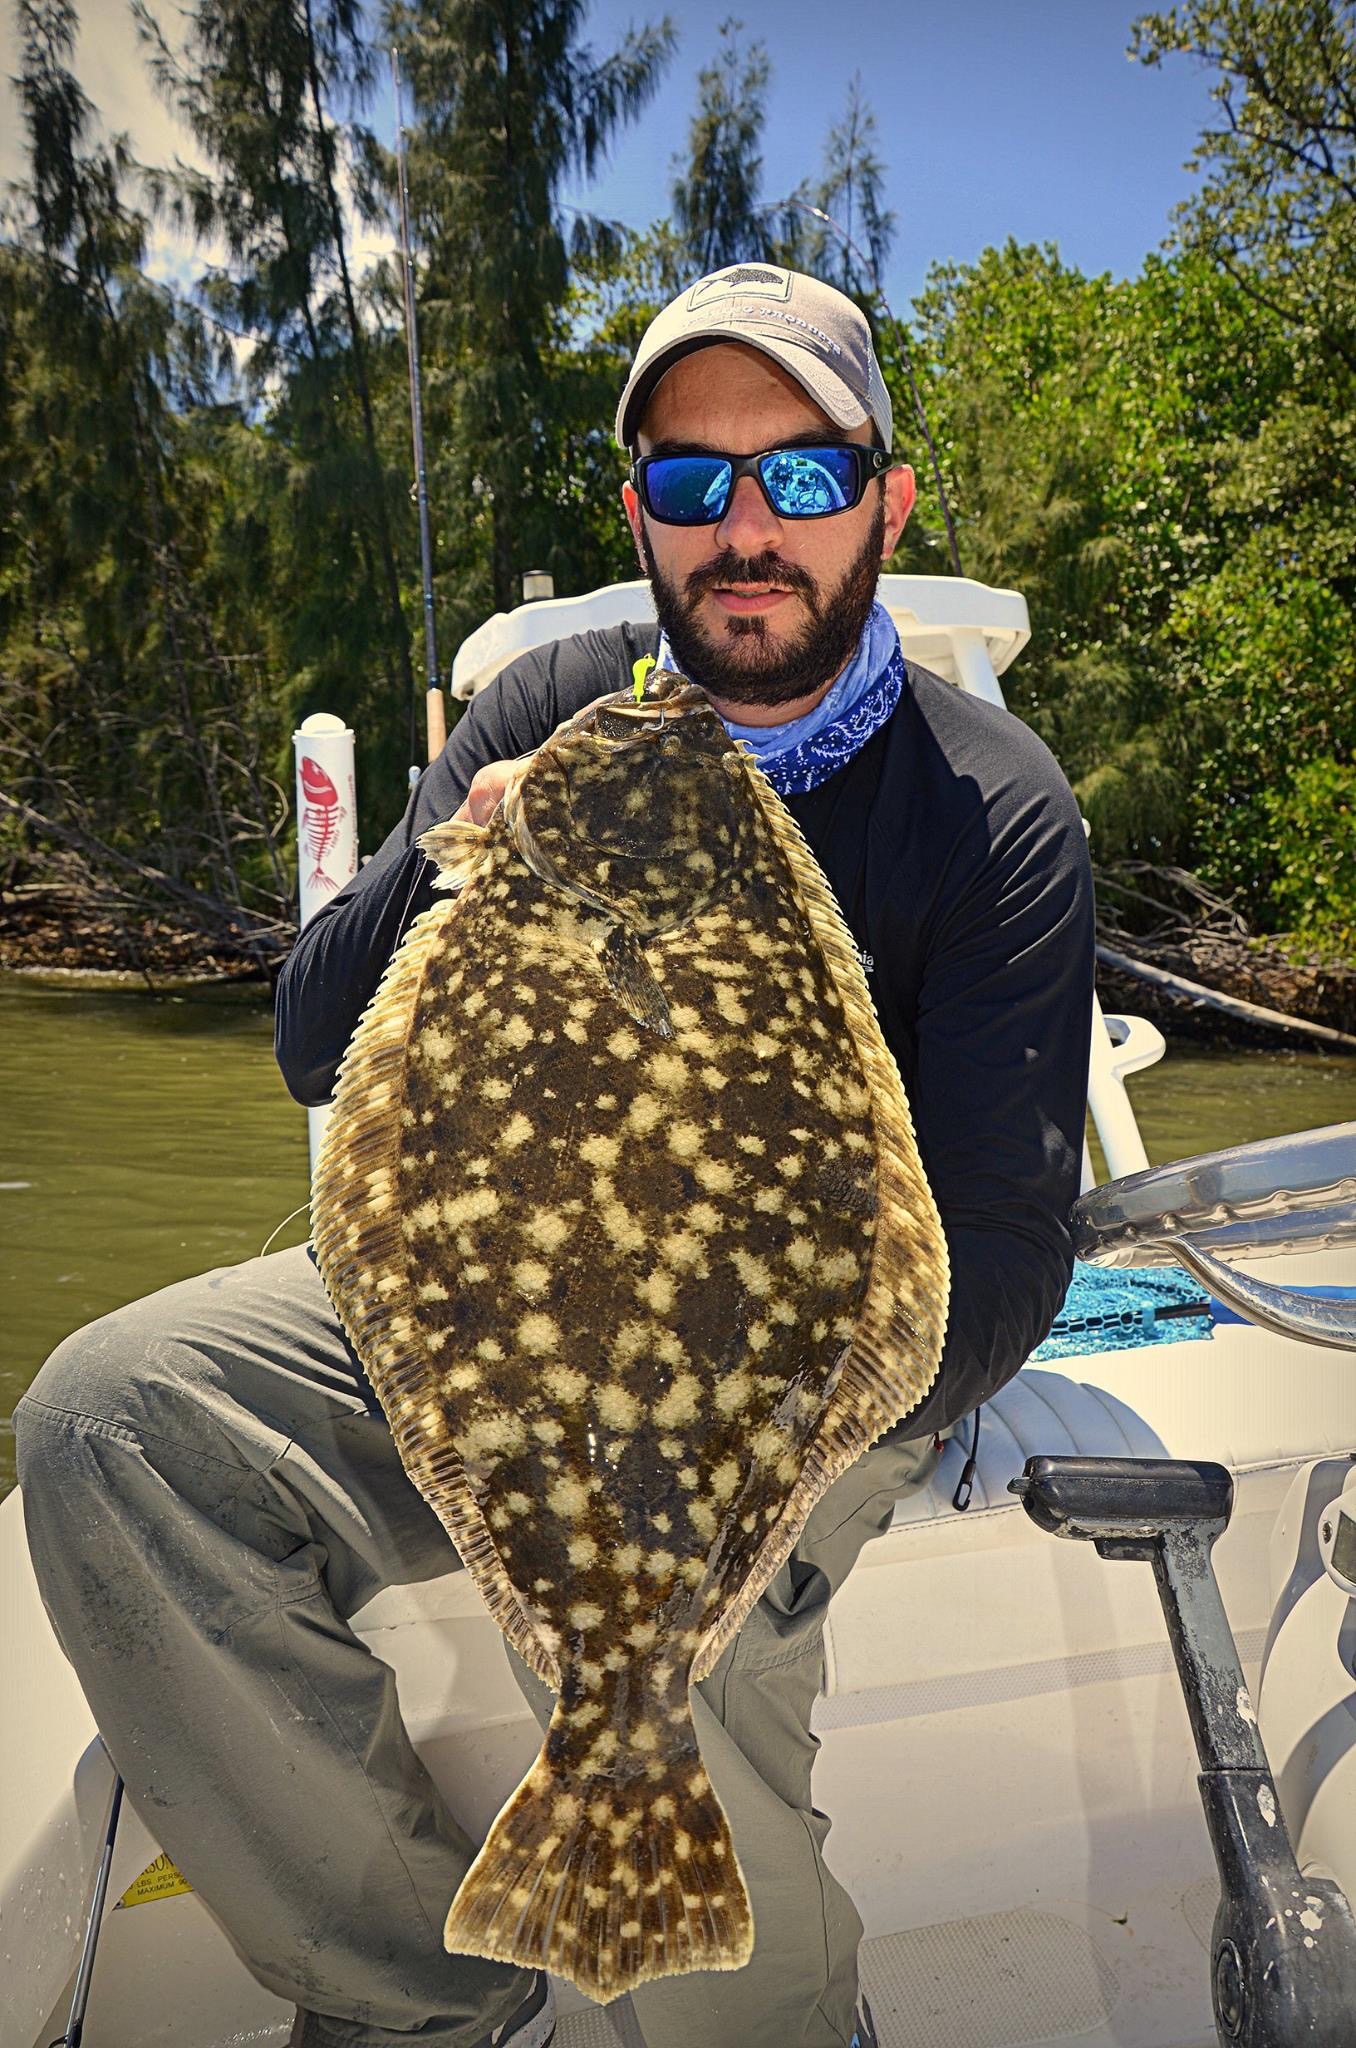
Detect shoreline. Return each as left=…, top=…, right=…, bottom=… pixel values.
left=0, top=890, right=278, bottom=992
left=3, top=894, right=1352, bottom=1051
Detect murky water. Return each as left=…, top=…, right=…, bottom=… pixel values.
left=1, top=980, right=309, bottom=1497
left=2, top=975, right=1354, bottom=1496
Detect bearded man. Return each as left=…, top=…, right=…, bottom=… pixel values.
left=16, top=266, right=1095, bottom=2048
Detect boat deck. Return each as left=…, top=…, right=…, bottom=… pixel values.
left=553, top=1908, right=1221, bottom=2046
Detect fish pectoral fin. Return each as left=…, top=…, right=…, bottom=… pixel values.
left=418, top=818, right=491, bottom=894
left=596, top=923, right=673, bottom=1038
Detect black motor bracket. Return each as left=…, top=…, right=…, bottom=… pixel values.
left=1011, top=1454, right=1356, bottom=2047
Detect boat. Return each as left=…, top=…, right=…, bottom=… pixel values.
left=3, top=575, right=1353, bottom=2048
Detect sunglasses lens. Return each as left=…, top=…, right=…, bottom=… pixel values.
left=759, top=447, right=860, bottom=517
left=643, top=456, right=733, bottom=524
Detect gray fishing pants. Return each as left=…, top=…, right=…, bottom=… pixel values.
left=15, top=1244, right=939, bottom=2048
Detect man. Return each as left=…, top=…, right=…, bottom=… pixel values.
left=16, top=266, right=1095, bottom=2048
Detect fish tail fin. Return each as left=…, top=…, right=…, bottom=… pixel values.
left=444, top=1698, right=752, bottom=2004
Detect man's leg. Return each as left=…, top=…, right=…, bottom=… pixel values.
left=14, top=1245, right=535, bottom=2046
left=511, top=1429, right=939, bottom=2048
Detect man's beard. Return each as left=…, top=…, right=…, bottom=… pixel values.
left=640, top=498, right=885, bottom=709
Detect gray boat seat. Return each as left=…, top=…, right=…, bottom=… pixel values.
left=891, top=1367, right=1167, bottom=1529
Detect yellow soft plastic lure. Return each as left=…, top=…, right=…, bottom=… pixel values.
left=631, top=653, right=657, bottom=702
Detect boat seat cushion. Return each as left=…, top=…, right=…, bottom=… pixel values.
left=891, top=1366, right=1166, bottom=1527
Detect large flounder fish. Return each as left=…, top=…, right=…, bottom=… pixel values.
left=311, top=667, right=949, bottom=2003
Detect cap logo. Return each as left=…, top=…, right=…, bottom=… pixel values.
left=688, top=266, right=792, bottom=309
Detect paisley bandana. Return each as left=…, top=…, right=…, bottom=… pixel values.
left=655, top=600, right=905, bottom=797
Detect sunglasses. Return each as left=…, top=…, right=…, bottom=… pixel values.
left=630, top=444, right=891, bottom=526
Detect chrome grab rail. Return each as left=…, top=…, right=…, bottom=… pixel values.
left=1071, top=1122, right=1356, bottom=1351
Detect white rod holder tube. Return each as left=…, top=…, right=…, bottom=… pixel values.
left=293, top=714, right=358, bottom=1170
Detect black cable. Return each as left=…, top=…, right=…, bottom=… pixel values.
left=952, top=1405, right=981, bottom=1512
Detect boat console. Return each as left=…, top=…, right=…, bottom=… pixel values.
left=1073, top=1121, right=1356, bottom=1346
left=1015, top=1126, right=1356, bottom=2045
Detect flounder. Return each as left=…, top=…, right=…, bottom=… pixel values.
left=311, top=667, right=950, bottom=2003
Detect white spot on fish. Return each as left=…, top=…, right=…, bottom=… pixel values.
left=548, top=1475, right=589, bottom=1520
left=653, top=1374, right=701, bottom=1428
left=516, top=1312, right=562, bottom=1356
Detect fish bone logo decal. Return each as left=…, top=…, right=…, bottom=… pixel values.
left=299, top=755, right=347, bottom=893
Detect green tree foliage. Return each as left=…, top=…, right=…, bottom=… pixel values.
left=781, top=75, right=896, bottom=298
left=671, top=18, right=771, bottom=273
left=1263, top=756, right=1355, bottom=956
left=390, top=0, right=674, bottom=634
left=1128, top=0, right=1356, bottom=946
left=136, top=0, right=417, bottom=828
left=1, top=0, right=290, bottom=944
left=897, top=227, right=1354, bottom=950
left=1131, top=0, right=1356, bottom=367
left=1, top=0, right=1350, bottom=969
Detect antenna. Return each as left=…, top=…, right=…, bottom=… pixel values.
left=391, top=47, right=447, bottom=763
left=765, top=198, right=964, bottom=579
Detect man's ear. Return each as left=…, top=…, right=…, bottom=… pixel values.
left=621, top=480, right=646, bottom=571
left=883, top=464, right=916, bottom=557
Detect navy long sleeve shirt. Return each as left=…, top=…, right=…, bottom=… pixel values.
left=276, top=623, right=1095, bottom=1439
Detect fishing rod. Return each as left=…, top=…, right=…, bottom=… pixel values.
left=762, top=198, right=965, bottom=580
left=391, top=47, right=446, bottom=768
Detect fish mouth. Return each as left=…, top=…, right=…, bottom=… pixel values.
left=573, top=675, right=714, bottom=742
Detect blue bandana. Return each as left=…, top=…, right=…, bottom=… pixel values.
left=655, top=600, right=905, bottom=797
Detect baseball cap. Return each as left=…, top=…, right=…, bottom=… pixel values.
left=615, top=263, right=893, bottom=452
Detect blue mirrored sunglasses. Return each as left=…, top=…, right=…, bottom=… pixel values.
left=630, top=445, right=891, bottom=526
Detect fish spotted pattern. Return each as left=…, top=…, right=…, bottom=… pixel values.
left=311, top=671, right=949, bottom=2003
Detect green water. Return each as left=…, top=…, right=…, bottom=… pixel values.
left=2, top=975, right=1354, bottom=1497
left=1, top=979, right=310, bottom=1497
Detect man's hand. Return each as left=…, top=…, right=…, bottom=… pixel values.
left=450, top=754, right=534, bottom=827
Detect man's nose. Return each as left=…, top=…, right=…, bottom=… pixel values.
left=713, top=473, right=783, bottom=557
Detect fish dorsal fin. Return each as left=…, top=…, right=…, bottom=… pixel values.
left=311, top=888, right=563, bottom=1691
left=596, top=923, right=673, bottom=1038
left=688, top=746, right=951, bottom=1685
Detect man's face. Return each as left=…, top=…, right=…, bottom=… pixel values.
left=622, top=343, right=915, bottom=713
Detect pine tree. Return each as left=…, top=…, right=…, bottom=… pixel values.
left=389, top=0, right=674, bottom=624
left=2, top=0, right=290, bottom=951
left=792, top=76, right=895, bottom=298
left=137, top=0, right=418, bottom=805
left=670, top=18, right=771, bottom=275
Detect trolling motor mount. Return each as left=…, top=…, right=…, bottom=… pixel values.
left=1011, top=1454, right=1356, bottom=2048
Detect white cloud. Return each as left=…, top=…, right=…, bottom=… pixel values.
left=2, top=0, right=209, bottom=198
left=2, top=0, right=393, bottom=374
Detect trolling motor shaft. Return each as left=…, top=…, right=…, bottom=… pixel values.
left=1011, top=1455, right=1356, bottom=2047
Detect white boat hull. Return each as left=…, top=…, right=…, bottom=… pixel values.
left=5, top=1309, right=1354, bottom=2048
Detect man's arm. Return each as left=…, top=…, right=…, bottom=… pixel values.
left=894, top=742, right=1096, bottom=1441
left=273, top=622, right=656, bottom=1106
left=274, top=675, right=549, bottom=1106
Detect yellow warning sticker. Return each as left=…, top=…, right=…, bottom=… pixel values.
left=115, top=1851, right=194, bottom=1908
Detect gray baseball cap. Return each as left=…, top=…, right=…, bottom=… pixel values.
left=615, top=263, right=893, bottom=452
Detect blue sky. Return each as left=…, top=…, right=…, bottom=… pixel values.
left=556, top=0, right=1220, bottom=307
left=0, top=0, right=1220, bottom=311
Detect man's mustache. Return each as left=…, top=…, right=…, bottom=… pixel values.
left=684, top=553, right=821, bottom=617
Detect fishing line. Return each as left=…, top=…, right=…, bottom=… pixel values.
left=260, top=1203, right=311, bottom=1258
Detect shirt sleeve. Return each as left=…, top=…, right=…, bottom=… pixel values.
left=274, top=663, right=557, bottom=1106
left=895, top=752, right=1096, bottom=1442
left=273, top=625, right=652, bottom=1105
